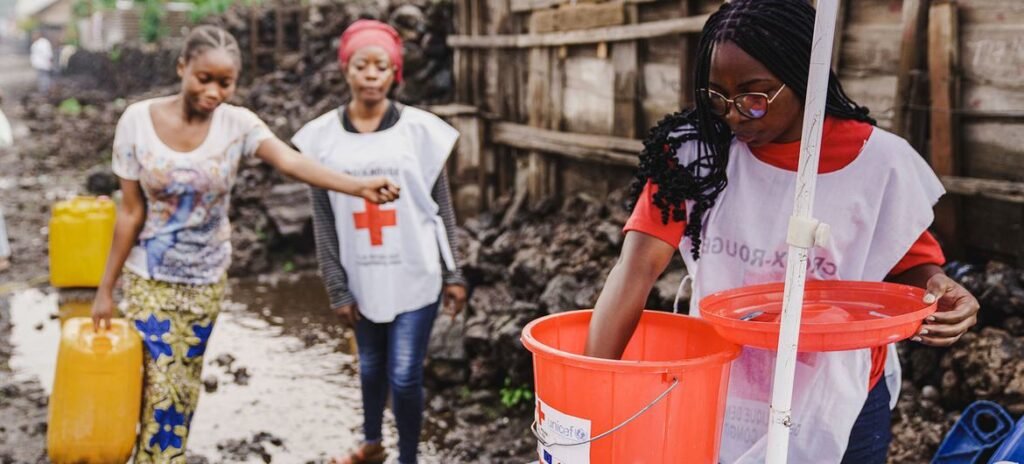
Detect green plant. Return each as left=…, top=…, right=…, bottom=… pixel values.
left=59, top=98, right=83, bottom=116
left=108, top=45, right=122, bottom=62
left=140, top=0, right=167, bottom=43
left=499, top=378, right=533, bottom=409
left=282, top=261, right=295, bottom=273
left=72, top=0, right=93, bottom=19
left=188, top=0, right=261, bottom=22
left=16, top=18, right=39, bottom=32
left=188, top=0, right=230, bottom=22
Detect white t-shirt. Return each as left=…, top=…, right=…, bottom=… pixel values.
left=30, top=38, right=52, bottom=72
left=112, top=97, right=274, bottom=285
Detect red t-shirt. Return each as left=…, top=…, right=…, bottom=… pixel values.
left=625, top=117, right=945, bottom=389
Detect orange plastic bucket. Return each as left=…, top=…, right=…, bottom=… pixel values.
left=522, top=310, right=741, bottom=464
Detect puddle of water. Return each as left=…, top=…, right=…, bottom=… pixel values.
left=6, top=272, right=443, bottom=463
left=8, top=288, right=60, bottom=391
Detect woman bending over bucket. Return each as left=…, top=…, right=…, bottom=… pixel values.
left=291, top=19, right=468, bottom=464
left=90, top=25, right=399, bottom=463
left=584, top=1, right=980, bottom=463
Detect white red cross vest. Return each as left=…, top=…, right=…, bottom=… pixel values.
left=293, top=105, right=459, bottom=323
left=675, top=127, right=944, bottom=463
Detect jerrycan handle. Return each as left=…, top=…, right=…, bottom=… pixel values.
left=84, top=326, right=116, bottom=353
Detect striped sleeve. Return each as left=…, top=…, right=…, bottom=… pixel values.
left=432, top=170, right=467, bottom=287
left=310, top=187, right=356, bottom=309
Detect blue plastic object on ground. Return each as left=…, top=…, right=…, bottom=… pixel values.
left=932, top=401, right=1014, bottom=464
left=989, top=414, right=1024, bottom=464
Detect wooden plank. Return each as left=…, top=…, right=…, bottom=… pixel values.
left=491, top=122, right=641, bottom=166
left=566, top=1, right=626, bottom=31
left=562, top=56, right=615, bottom=133
left=471, top=0, right=485, bottom=105
left=529, top=7, right=558, bottom=34
left=844, top=0, right=904, bottom=25
left=612, top=4, right=639, bottom=139
left=525, top=47, right=556, bottom=203
left=891, top=0, right=929, bottom=141
left=928, top=1, right=962, bottom=255
left=963, top=197, right=1024, bottom=262
left=961, top=109, right=1024, bottom=121
left=941, top=176, right=1024, bottom=204
left=831, top=0, right=848, bottom=70
left=962, top=122, right=1024, bottom=181
left=483, top=0, right=504, bottom=114
left=955, top=0, right=1024, bottom=24
left=961, top=24, right=1024, bottom=91
left=839, top=24, right=903, bottom=75
left=453, top=0, right=470, bottom=102
left=428, top=104, right=481, bottom=117
left=447, top=14, right=710, bottom=48
left=838, top=74, right=898, bottom=129
left=929, top=2, right=961, bottom=178
left=679, top=0, right=697, bottom=109
left=549, top=44, right=565, bottom=131
left=529, top=1, right=625, bottom=34
left=274, top=7, right=285, bottom=55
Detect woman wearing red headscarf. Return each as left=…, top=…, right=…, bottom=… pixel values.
left=292, top=19, right=468, bottom=464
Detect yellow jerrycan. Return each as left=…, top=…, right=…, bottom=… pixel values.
left=47, top=317, right=142, bottom=464
left=49, top=196, right=116, bottom=288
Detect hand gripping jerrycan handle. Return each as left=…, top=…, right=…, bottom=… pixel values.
left=531, top=377, right=680, bottom=448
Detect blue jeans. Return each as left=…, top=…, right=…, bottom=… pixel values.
left=841, top=380, right=893, bottom=464
left=354, top=300, right=439, bottom=464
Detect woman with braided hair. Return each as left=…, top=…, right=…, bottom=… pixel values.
left=90, top=25, right=399, bottom=462
left=585, top=1, right=979, bottom=462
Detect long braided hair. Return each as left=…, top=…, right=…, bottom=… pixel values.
left=633, top=0, right=875, bottom=259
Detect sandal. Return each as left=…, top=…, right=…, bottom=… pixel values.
left=330, top=443, right=387, bottom=464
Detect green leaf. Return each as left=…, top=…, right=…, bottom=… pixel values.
left=59, top=98, right=83, bottom=116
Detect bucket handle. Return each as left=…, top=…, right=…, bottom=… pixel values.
left=531, top=377, right=680, bottom=448
left=673, top=274, right=693, bottom=314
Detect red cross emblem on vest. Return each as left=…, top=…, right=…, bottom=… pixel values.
left=353, top=200, right=397, bottom=246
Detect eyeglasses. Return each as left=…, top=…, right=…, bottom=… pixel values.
left=702, top=84, right=787, bottom=120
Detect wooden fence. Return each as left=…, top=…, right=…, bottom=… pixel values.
left=441, top=0, right=1024, bottom=263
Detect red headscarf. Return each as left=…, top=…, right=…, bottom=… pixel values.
left=338, top=19, right=404, bottom=83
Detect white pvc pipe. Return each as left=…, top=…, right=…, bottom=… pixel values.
left=765, top=1, right=840, bottom=463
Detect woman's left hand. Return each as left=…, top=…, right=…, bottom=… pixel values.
left=443, top=284, right=467, bottom=319
left=913, top=273, right=980, bottom=347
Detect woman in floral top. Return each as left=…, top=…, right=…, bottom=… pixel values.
left=90, top=25, right=399, bottom=463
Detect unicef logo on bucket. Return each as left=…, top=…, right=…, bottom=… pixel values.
left=536, top=399, right=592, bottom=464
left=545, top=417, right=589, bottom=442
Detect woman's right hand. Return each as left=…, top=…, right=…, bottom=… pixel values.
left=334, top=303, right=360, bottom=327
left=92, top=290, right=115, bottom=330
left=359, top=177, right=400, bottom=204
